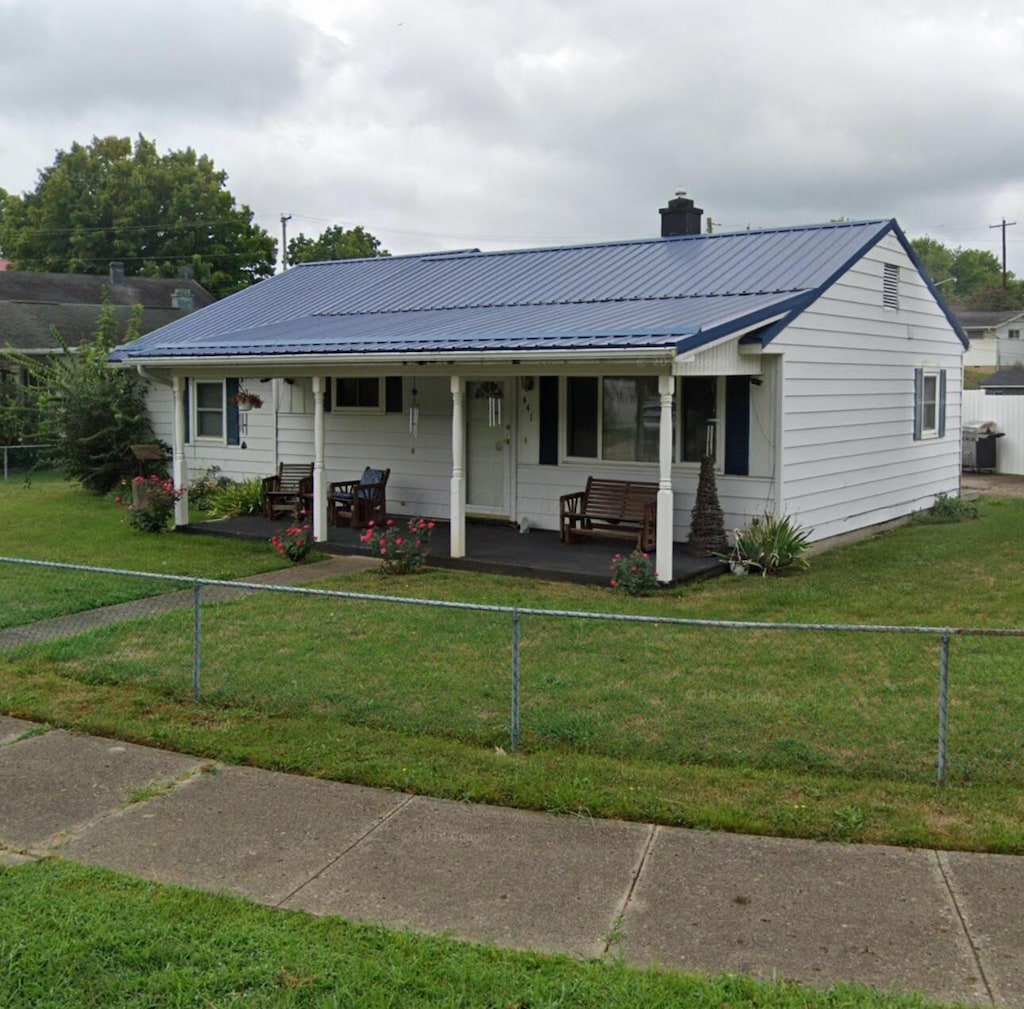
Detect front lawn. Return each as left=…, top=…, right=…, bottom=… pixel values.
left=2, top=477, right=1024, bottom=853
left=0, top=473, right=294, bottom=626
left=0, top=861, right=968, bottom=1009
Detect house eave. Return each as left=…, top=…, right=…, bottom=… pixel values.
left=114, top=346, right=679, bottom=373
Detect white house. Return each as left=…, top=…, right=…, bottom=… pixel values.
left=110, top=197, right=967, bottom=583
left=958, top=309, right=1024, bottom=368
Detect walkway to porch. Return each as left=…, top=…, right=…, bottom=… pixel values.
left=184, top=515, right=723, bottom=587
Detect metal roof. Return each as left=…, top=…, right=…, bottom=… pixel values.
left=110, top=218, right=964, bottom=362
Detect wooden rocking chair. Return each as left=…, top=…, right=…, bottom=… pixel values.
left=329, top=467, right=390, bottom=529
left=262, top=462, right=314, bottom=520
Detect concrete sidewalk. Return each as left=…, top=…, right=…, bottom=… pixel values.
left=1, top=718, right=1021, bottom=1006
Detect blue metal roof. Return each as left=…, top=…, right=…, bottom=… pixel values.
left=109, top=218, right=967, bottom=361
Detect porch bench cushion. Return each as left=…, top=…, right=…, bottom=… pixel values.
left=559, top=477, right=658, bottom=552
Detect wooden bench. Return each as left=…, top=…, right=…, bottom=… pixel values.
left=559, top=477, right=658, bottom=552
left=262, top=462, right=313, bottom=520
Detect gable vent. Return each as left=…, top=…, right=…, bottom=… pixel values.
left=883, top=263, right=900, bottom=310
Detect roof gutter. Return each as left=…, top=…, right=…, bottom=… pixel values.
left=115, top=347, right=680, bottom=370
left=135, top=365, right=172, bottom=386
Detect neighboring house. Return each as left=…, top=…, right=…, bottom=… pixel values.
left=0, top=262, right=214, bottom=384
left=110, top=197, right=967, bottom=582
left=957, top=309, right=1024, bottom=368
left=978, top=367, right=1024, bottom=395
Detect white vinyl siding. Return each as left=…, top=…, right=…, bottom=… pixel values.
left=767, top=233, right=964, bottom=541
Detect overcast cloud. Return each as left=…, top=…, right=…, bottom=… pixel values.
left=1, top=0, right=1022, bottom=274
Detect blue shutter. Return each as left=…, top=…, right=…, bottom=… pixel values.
left=385, top=376, right=403, bottom=413
left=538, top=376, right=559, bottom=465
left=937, top=370, right=947, bottom=438
left=226, top=378, right=240, bottom=446
left=912, top=368, right=923, bottom=441
left=724, top=376, right=750, bottom=476
left=324, top=377, right=332, bottom=412
left=183, top=379, right=190, bottom=444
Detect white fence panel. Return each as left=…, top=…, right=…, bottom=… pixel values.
left=963, top=390, right=1024, bottom=475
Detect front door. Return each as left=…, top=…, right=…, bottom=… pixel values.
left=466, top=380, right=511, bottom=516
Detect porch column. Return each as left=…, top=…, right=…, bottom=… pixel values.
left=656, top=373, right=675, bottom=583
left=311, top=375, right=327, bottom=542
left=172, top=375, right=189, bottom=527
left=450, top=374, right=466, bottom=557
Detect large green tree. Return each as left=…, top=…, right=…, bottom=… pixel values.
left=911, top=236, right=1023, bottom=309
left=287, top=224, right=389, bottom=265
left=0, top=135, right=276, bottom=298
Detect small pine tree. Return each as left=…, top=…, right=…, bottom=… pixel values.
left=687, top=455, right=728, bottom=556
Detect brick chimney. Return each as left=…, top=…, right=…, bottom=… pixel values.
left=109, top=261, right=125, bottom=284
left=659, top=191, right=703, bottom=237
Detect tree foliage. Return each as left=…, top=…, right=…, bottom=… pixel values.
left=1, top=302, right=157, bottom=493
left=0, top=135, right=276, bottom=298
left=287, top=224, right=389, bottom=265
left=911, top=236, right=1024, bottom=309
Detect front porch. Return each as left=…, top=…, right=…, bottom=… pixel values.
left=185, top=515, right=723, bottom=587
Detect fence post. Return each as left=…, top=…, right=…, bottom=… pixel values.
left=937, top=633, right=950, bottom=785
left=193, top=581, right=202, bottom=702
left=510, top=607, right=520, bottom=752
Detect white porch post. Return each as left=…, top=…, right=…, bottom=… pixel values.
left=311, top=375, right=327, bottom=542
left=655, top=373, right=675, bottom=583
left=450, top=374, right=466, bottom=558
left=172, top=375, right=189, bottom=527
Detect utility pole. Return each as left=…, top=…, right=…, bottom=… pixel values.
left=280, top=214, right=292, bottom=272
left=989, top=218, right=1017, bottom=289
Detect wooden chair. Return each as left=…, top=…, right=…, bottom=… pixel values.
left=329, top=467, right=390, bottom=529
left=262, top=462, right=314, bottom=520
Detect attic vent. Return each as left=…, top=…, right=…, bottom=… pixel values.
left=883, top=263, right=900, bottom=310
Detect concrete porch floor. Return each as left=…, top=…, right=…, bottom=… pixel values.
left=184, top=514, right=723, bottom=587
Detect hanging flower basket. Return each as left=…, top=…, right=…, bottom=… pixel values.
left=232, top=389, right=263, bottom=411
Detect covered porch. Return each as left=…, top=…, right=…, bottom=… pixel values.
left=185, top=514, right=723, bottom=587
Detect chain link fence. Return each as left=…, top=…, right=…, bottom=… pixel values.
left=1, top=445, right=51, bottom=480
left=2, top=556, right=1022, bottom=788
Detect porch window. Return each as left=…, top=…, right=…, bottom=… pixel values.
left=194, top=380, right=225, bottom=439
left=567, top=376, right=715, bottom=463
left=335, top=377, right=382, bottom=411
left=681, top=377, right=718, bottom=461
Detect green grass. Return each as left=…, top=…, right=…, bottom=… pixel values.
left=3, top=476, right=1024, bottom=853
left=0, top=472, right=296, bottom=627
left=0, top=860, right=968, bottom=1008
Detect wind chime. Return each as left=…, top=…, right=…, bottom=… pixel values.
left=408, top=386, right=419, bottom=438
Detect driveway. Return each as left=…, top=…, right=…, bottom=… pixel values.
left=961, top=473, right=1024, bottom=498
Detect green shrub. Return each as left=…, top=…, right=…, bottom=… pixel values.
left=361, top=517, right=435, bottom=574
left=117, top=475, right=182, bottom=533
left=913, top=492, right=979, bottom=524
left=206, top=477, right=266, bottom=518
left=187, top=466, right=230, bottom=512
left=726, top=513, right=811, bottom=577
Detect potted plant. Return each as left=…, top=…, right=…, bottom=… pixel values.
left=232, top=389, right=263, bottom=411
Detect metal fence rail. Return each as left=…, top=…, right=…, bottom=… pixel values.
left=2, top=555, right=1022, bottom=787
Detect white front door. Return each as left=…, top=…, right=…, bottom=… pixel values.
left=466, top=380, right=511, bottom=516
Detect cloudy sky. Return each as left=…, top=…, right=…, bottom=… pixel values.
left=1, top=0, right=1023, bottom=276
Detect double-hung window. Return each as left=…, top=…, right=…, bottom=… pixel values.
left=194, top=380, right=226, bottom=440
left=334, top=377, right=383, bottom=411
left=913, top=368, right=946, bottom=440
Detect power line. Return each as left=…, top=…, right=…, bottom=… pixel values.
left=2, top=218, right=258, bottom=238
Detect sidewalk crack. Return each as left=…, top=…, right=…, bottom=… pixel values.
left=932, top=849, right=996, bottom=1006
left=602, top=823, right=656, bottom=958
left=274, top=793, right=416, bottom=908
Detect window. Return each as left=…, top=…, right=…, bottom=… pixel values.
left=681, top=377, right=717, bottom=461
left=913, top=367, right=946, bottom=440
left=883, top=263, right=900, bottom=310
left=565, top=376, right=720, bottom=463
left=194, top=380, right=225, bottom=439
left=334, top=377, right=382, bottom=410
left=1009, top=329, right=1021, bottom=341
